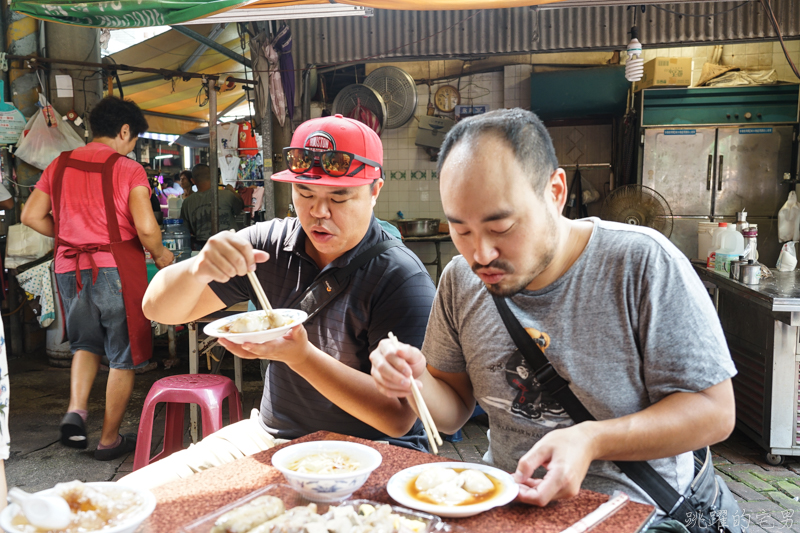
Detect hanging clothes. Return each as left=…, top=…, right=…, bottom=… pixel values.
left=16, top=260, right=56, bottom=328
left=238, top=122, right=259, bottom=156
left=250, top=32, right=271, bottom=130
left=265, top=39, right=287, bottom=127
left=217, top=122, right=239, bottom=157
left=272, top=24, right=295, bottom=122
left=220, top=154, right=241, bottom=187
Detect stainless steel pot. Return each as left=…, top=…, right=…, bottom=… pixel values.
left=391, top=218, right=441, bottom=237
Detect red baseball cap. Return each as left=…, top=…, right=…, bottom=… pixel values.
left=271, top=114, right=384, bottom=187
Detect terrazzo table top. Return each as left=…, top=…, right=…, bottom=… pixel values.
left=142, top=431, right=656, bottom=533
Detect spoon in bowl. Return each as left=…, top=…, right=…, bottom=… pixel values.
left=8, top=487, right=72, bottom=530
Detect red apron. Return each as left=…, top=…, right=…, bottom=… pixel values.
left=50, top=151, right=152, bottom=366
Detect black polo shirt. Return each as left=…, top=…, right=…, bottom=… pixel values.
left=210, top=216, right=436, bottom=451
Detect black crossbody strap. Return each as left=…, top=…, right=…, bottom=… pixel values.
left=491, top=295, right=696, bottom=523
left=285, top=239, right=402, bottom=320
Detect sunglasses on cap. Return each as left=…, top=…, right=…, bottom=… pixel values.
left=283, top=147, right=384, bottom=180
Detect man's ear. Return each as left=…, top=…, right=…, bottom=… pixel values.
left=119, top=124, right=131, bottom=142
left=371, top=179, right=384, bottom=207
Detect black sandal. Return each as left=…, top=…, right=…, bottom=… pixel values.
left=59, top=412, right=88, bottom=449
left=94, top=433, right=137, bottom=461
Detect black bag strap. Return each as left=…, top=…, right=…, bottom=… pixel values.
left=284, top=239, right=402, bottom=321
left=491, top=294, right=697, bottom=523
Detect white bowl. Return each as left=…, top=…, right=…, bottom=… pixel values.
left=271, top=441, right=383, bottom=502
left=0, top=482, right=156, bottom=533
left=386, top=462, right=519, bottom=518
left=203, top=309, right=308, bottom=344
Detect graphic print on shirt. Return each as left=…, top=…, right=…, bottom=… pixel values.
left=481, top=326, right=572, bottom=429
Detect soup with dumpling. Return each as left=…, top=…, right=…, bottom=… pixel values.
left=220, top=310, right=292, bottom=333
left=288, top=452, right=361, bottom=474
left=408, top=467, right=502, bottom=506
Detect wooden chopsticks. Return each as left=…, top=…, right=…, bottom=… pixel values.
left=228, top=229, right=273, bottom=312
left=388, top=332, right=443, bottom=454
left=247, top=271, right=273, bottom=311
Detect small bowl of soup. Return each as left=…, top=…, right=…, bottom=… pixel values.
left=271, top=441, right=383, bottom=502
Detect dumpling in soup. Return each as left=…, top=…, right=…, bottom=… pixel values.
left=426, top=481, right=472, bottom=506
left=459, top=469, right=493, bottom=495
left=414, top=467, right=460, bottom=491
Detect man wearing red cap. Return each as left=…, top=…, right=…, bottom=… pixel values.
left=144, top=115, right=436, bottom=455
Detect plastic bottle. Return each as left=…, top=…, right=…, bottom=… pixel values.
left=714, top=225, right=746, bottom=274
left=706, top=223, right=729, bottom=270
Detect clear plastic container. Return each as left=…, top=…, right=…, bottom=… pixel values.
left=714, top=225, right=745, bottom=274
left=162, top=218, right=191, bottom=253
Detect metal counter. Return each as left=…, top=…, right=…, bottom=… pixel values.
left=694, top=264, right=800, bottom=465
left=693, top=264, right=800, bottom=324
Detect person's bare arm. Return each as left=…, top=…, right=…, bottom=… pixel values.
left=143, top=230, right=268, bottom=324
left=369, top=339, right=476, bottom=434
left=221, top=331, right=427, bottom=437
left=20, top=189, right=54, bottom=237
left=513, top=379, right=735, bottom=506
left=0, top=198, right=13, bottom=211
left=129, top=186, right=173, bottom=269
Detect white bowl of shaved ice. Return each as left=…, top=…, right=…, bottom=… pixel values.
left=271, top=441, right=383, bottom=502
left=203, top=309, right=308, bottom=344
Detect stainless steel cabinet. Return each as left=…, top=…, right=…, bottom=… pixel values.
left=642, top=125, right=794, bottom=265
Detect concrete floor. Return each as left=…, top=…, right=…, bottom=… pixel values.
left=7, top=333, right=800, bottom=532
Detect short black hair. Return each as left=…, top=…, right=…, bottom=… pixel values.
left=179, top=170, right=193, bottom=183
left=191, top=164, right=211, bottom=184
left=437, top=108, right=558, bottom=194
left=89, top=96, right=149, bottom=139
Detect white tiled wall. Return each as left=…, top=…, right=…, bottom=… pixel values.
left=375, top=72, right=504, bottom=279
left=373, top=41, right=800, bottom=281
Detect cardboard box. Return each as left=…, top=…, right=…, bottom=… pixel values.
left=635, top=57, right=692, bottom=91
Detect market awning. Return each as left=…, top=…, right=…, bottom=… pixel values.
left=11, top=0, right=600, bottom=27
left=10, top=1, right=253, bottom=28
left=109, top=24, right=254, bottom=134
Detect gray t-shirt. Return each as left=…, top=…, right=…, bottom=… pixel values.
left=180, top=188, right=244, bottom=242
left=423, top=218, right=737, bottom=507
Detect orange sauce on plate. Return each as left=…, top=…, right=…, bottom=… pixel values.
left=406, top=468, right=503, bottom=506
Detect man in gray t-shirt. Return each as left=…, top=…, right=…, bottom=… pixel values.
left=180, top=163, right=243, bottom=247
left=370, top=109, right=736, bottom=512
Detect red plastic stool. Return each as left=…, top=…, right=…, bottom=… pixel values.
left=133, top=374, right=242, bottom=471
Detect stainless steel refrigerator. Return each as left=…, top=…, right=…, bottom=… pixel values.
left=641, top=125, right=794, bottom=266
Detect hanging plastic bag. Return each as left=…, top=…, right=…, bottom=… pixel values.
left=776, top=242, right=798, bottom=271
left=5, top=223, right=54, bottom=269
left=778, top=191, right=800, bottom=242
left=14, top=102, right=84, bottom=171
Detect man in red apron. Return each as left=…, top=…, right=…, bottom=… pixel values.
left=21, top=96, right=173, bottom=461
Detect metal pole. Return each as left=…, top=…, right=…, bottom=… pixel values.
left=170, top=25, right=252, bottom=68
left=208, top=79, right=219, bottom=235
left=260, top=75, right=274, bottom=221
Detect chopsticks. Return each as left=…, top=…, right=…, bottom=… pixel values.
left=388, top=332, right=443, bottom=454
left=228, top=229, right=273, bottom=312
left=559, top=492, right=629, bottom=533
left=247, top=271, right=273, bottom=311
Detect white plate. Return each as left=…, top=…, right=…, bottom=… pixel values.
left=203, top=309, right=308, bottom=344
left=386, top=462, right=519, bottom=518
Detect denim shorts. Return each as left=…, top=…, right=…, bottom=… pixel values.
left=56, top=267, right=149, bottom=370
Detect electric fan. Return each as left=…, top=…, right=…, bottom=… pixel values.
left=600, top=185, right=673, bottom=238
